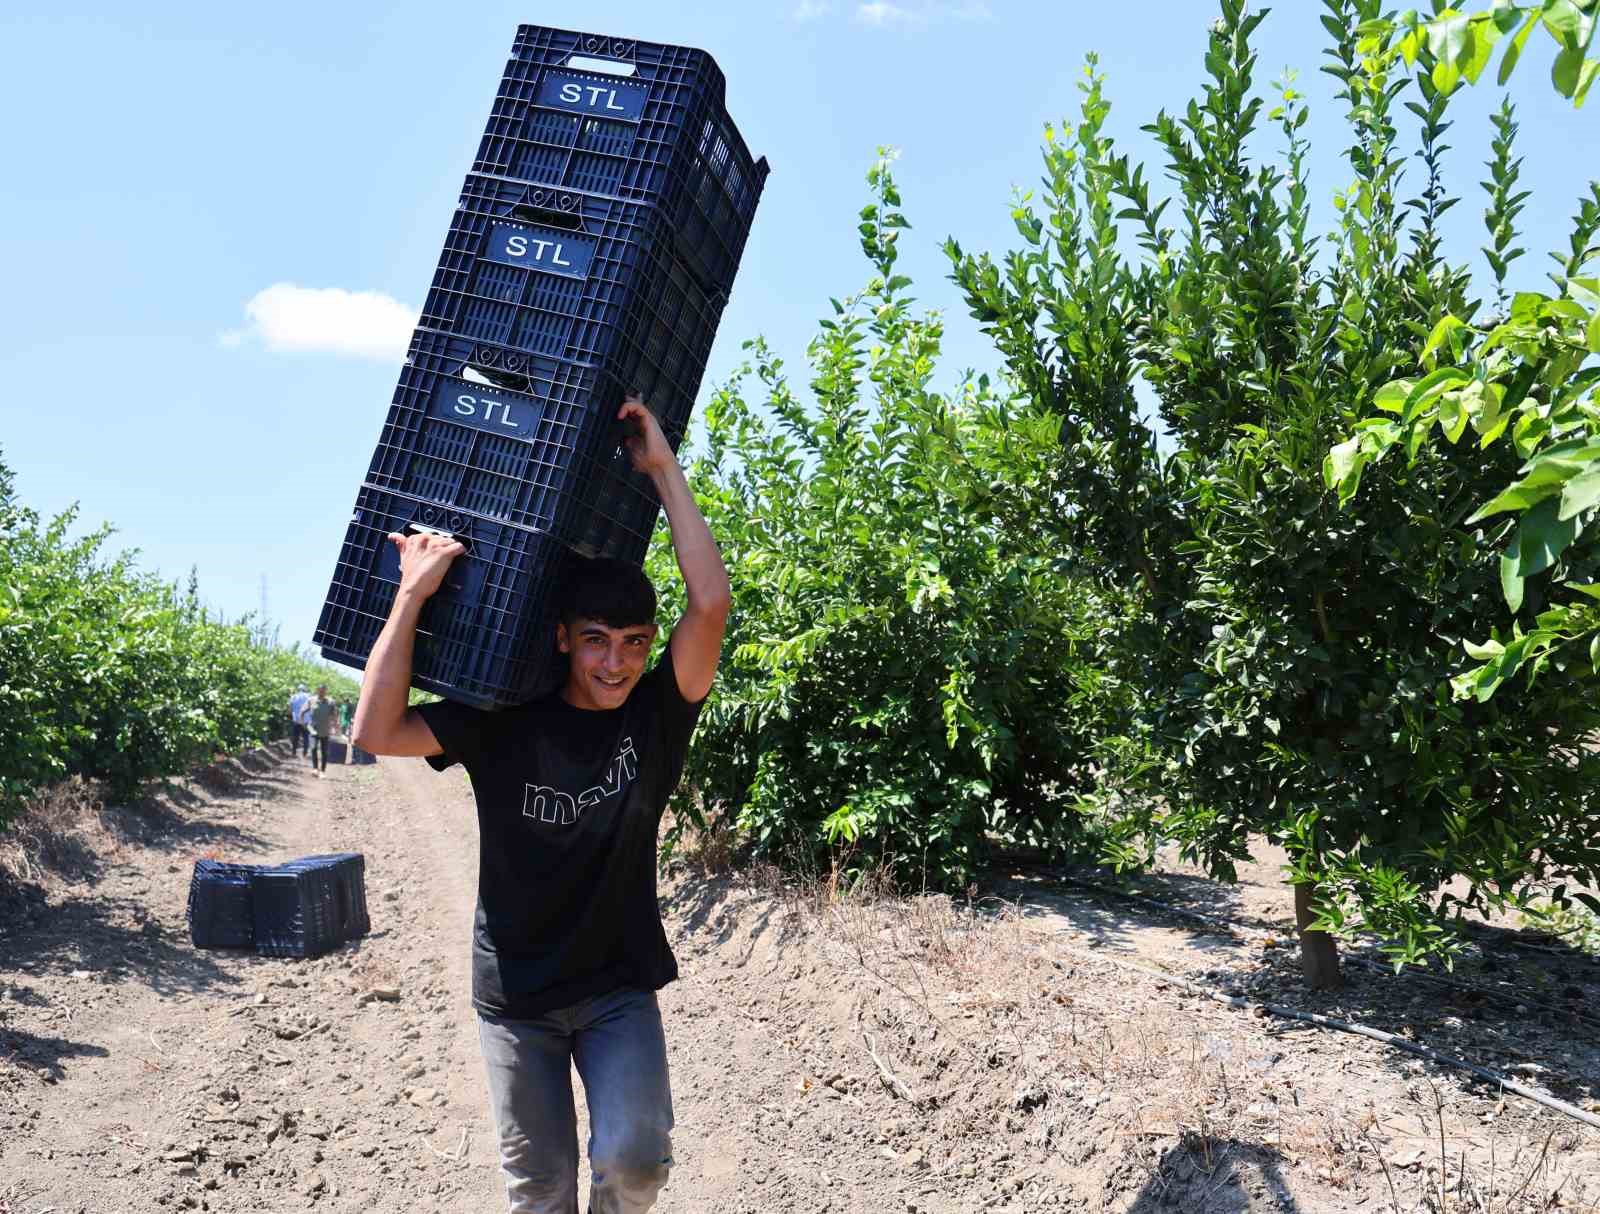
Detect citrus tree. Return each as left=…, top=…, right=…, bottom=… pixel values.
left=948, top=0, right=1600, bottom=985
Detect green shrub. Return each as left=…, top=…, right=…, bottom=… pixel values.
left=0, top=450, right=356, bottom=824
left=649, top=155, right=1129, bottom=886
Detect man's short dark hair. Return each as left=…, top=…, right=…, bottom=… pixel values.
left=557, top=557, right=657, bottom=631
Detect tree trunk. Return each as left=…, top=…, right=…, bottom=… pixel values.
left=1294, top=881, right=1343, bottom=990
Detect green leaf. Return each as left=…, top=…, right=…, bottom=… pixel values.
left=1469, top=482, right=1557, bottom=521
left=1576, top=57, right=1600, bottom=106
left=1514, top=497, right=1583, bottom=577
left=1569, top=277, right=1600, bottom=308
left=1468, top=459, right=1581, bottom=522
left=1402, top=367, right=1472, bottom=425
left=1502, top=551, right=1525, bottom=613
left=1325, top=437, right=1362, bottom=499
left=1558, top=468, right=1600, bottom=520
left=1542, top=0, right=1585, bottom=48
left=1555, top=45, right=1584, bottom=97
left=1374, top=379, right=1415, bottom=413
left=1420, top=315, right=1466, bottom=367
left=1438, top=394, right=1471, bottom=444
left=1498, top=10, right=1542, bottom=85
left=1426, top=11, right=1472, bottom=63
left=1459, top=16, right=1501, bottom=83
left=1462, top=637, right=1506, bottom=660
left=1588, top=310, right=1600, bottom=353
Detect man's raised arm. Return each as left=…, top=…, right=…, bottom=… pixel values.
left=349, top=532, right=464, bottom=757
left=619, top=397, right=730, bottom=703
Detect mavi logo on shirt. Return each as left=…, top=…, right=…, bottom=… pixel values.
left=520, top=736, right=638, bottom=826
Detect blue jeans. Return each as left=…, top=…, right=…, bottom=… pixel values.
left=477, top=988, right=674, bottom=1214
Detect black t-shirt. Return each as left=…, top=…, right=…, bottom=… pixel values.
left=418, top=647, right=703, bottom=1018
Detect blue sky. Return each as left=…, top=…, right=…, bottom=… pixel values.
left=1, top=1, right=1594, bottom=667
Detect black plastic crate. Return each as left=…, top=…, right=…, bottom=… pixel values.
left=251, top=860, right=363, bottom=960
left=277, top=853, right=370, bottom=941
left=187, top=860, right=260, bottom=950
left=314, top=482, right=582, bottom=709
left=418, top=174, right=728, bottom=416
left=323, top=739, right=377, bottom=766
left=363, top=330, right=683, bottom=562
left=472, top=24, right=768, bottom=294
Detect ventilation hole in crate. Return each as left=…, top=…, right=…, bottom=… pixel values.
left=459, top=297, right=517, bottom=345
left=524, top=272, right=584, bottom=314
left=566, top=153, right=623, bottom=195
left=510, top=310, right=571, bottom=358
left=458, top=469, right=519, bottom=518
left=523, top=109, right=579, bottom=145
left=470, top=260, right=527, bottom=303
left=417, top=419, right=474, bottom=463
left=577, top=117, right=635, bottom=157
left=401, top=456, right=463, bottom=503
left=512, top=144, right=572, bottom=185
left=474, top=432, right=534, bottom=479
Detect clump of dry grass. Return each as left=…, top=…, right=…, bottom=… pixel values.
left=659, top=804, right=750, bottom=877
left=0, top=776, right=107, bottom=886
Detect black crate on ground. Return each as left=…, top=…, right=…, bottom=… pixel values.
left=418, top=174, right=728, bottom=416
left=472, top=25, right=768, bottom=294
left=322, top=739, right=377, bottom=766
left=277, top=853, right=370, bottom=941
left=313, top=482, right=582, bottom=709
left=362, top=330, right=682, bottom=563
left=251, top=858, right=365, bottom=960
left=187, top=860, right=260, bottom=950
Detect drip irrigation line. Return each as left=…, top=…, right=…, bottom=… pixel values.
left=1051, top=941, right=1600, bottom=1134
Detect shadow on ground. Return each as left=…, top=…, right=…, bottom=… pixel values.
left=659, top=867, right=805, bottom=964
left=1124, top=1136, right=1301, bottom=1212
left=0, top=992, right=113, bottom=1084
left=981, top=856, right=1259, bottom=961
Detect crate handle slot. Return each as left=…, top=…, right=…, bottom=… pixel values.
left=461, top=347, right=534, bottom=393
left=566, top=53, right=637, bottom=77
left=404, top=518, right=473, bottom=557
left=508, top=197, right=584, bottom=232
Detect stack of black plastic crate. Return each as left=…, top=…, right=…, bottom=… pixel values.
left=187, top=854, right=371, bottom=960
left=313, top=26, right=767, bottom=709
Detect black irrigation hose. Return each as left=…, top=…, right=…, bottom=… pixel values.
left=1053, top=874, right=1600, bottom=1031
left=1051, top=941, right=1600, bottom=1134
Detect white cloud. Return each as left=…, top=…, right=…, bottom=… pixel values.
left=220, top=283, right=416, bottom=361
left=792, top=0, right=834, bottom=19
left=854, top=0, right=991, bottom=25
left=856, top=1, right=911, bottom=23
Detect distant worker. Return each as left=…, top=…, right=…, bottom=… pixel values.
left=288, top=684, right=311, bottom=757
left=308, top=685, right=337, bottom=777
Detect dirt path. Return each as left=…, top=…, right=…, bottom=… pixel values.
left=3, top=747, right=1597, bottom=1213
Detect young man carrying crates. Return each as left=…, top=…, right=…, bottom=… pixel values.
left=351, top=396, right=729, bottom=1214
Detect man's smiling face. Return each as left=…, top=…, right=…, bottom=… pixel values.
left=558, top=617, right=658, bottom=710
